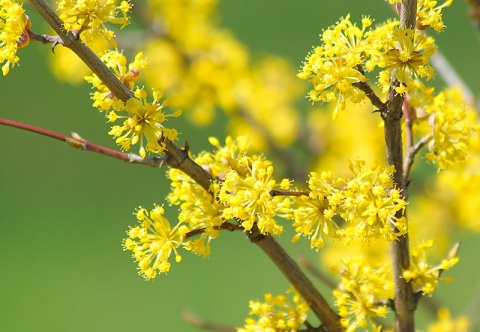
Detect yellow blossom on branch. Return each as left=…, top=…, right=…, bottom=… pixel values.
left=427, top=307, right=469, bottom=332
left=238, top=290, right=309, bottom=332
left=388, top=0, right=453, bottom=31
left=0, top=0, right=29, bottom=75
left=217, top=155, right=291, bottom=235
left=57, top=0, right=131, bottom=45
left=291, top=160, right=407, bottom=250
left=297, top=15, right=371, bottom=118
left=424, top=89, right=479, bottom=170
left=333, top=257, right=392, bottom=332
left=403, top=240, right=459, bottom=295
left=85, top=50, right=148, bottom=112
left=108, top=88, right=181, bottom=158
left=378, top=28, right=436, bottom=94
left=167, top=166, right=224, bottom=258
left=123, top=205, right=188, bottom=280
left=417, top=0, right=454, bottom=31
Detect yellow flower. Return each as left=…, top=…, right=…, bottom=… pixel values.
left=333, top=257, right=392, bottom=332
left=85, top=50, right=148, bottom=112
left=291, top=160, right=407, bottom=249
left=123, top=205, right=188, bottom=279
left=380, top=29, right=436, bottom=93
left=417, top=0, right=453, bottom=31
left=108, top=88, right=181, bottom=158
left=403, top=240, right=459, bottom=295
left=427, top=307, right=469, bottom=332
left=0, top=0, right=29, bottom=75
left=238, top=290, right=309, bottom=332
left=298, top=15, right=370, bottom=118
left=425, top=89, right=479, bottom=170
left=218, top=155, right=289, bottom=235
left=57, top=0, right=131, bottom=45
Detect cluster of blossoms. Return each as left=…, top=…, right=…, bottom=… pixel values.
left=424, top=89, right=479, bottom=169
left=57, top=0, right=131, bottom=45
left=84, top=50, right=148, bottom=112
left=84, top=50, right=181, bottom=157
left=238, top=291, right=309, bottom=332
left=389, top=0, right=454, bottom=31
left=403, top=240, right=459, bottom=295
left=332, top=257, right=392, bottom=332
left=217, top=155, right=291, bottom=235
left=122, top=205, right=187, bottom=279
left=427, top=307, right=469, bottom=332
left=107, top=88, right=181, bottom=157
left=297, top=13, right=437, bottom=118
left=124, top=136, right=291, bottom=278
left=291, top=160, right=407, bottom=250
left=0, top=0, right=30, bottom=75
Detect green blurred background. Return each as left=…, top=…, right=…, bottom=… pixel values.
left=1, top=0, right=480, bottom=331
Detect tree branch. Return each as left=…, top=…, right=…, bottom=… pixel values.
left=0, top=117, right=166, bottom=167
left=382, top=1, right=417, bottom=331
left=27, top=0, right=340, bottom=328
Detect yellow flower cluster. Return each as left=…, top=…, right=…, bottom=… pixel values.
left=238, top=291, right=309, bottom=332
left=292, top=160, right=407, bottom=250
left=424, top=89, right=479, bottom=170
left=57, top=0, right=131, bottom=45
left=85, top=50, right=148, bottom=112
left=417, top=0, right=454, bottom=31
left=108, top=88, right=181, bottom=158
left=298, top=14, right=438, bottom=117
left=0, top=0, right=29, bottom=75
left=427, top=308, right=469, bottom=332
left=84, top=50, right=181, bottom=157
left=379, top=28, right=436, bottom=94
left=387, top=0, right=453, bottom=31
left=218, top=155, right=290, bottom=235
left=123, top=205, right=188, bottom=279
left=167, top=164, right=225, bottom=258
left=297, top=15, right=371, bottom=118
left=403, top=240, right=459, bottom=295
left=333, top=257, right=392, bottom=332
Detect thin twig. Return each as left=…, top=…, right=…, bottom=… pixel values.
left=185, top=222, right=241, bottom=239
left=0, top=117, right=165, bottom=167
left=354, top=65, right=386, bottom=111
left=403, top=133, right=432, bottom=184
left=180, top=309, right=236, bottom=332
left=270, top=189, right=309, bottom=197
left=297, top=255, right=337, bottom=290
left=27, top=0, right=340, bottom=328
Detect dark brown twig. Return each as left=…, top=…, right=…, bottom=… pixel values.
left=353, top=65, right=386, bottom=111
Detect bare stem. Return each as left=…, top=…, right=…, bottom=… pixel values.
left=270, top=189, right=309, bottom=197
left=354, top=65, right=386, bottom=111
left=27, top=0, right=340, bottom=328
left=0, top=117, right=165, bottom=167
left=185, top=222, right=241, bottom=239
left=382, top=1, right=417, bottom=331
left=297, top=255, right=338, bottom=290
left=180, top=309, right=236, bottom=332
left=403, top=133, right=432, bottom=183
